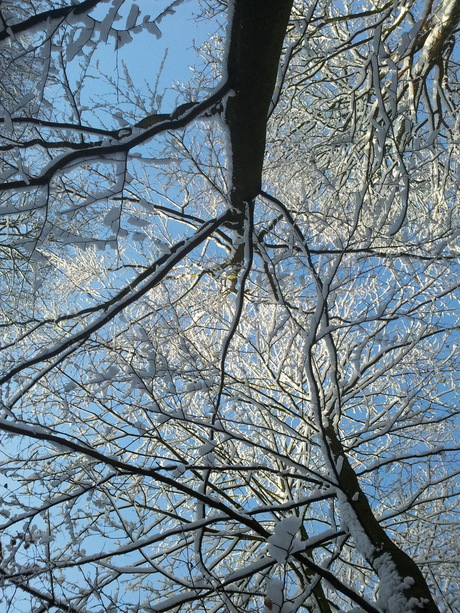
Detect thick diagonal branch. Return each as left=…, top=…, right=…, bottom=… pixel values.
left=325, top=424, right=440, bottom=613
left=0, top=0, right=103, bottom=43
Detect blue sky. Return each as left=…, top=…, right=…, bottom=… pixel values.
left=72, top=0, right=222, bottom=121
left=0, top=3, right=226, bottom=611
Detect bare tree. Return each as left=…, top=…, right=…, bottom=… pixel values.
left=0, top=1, right=459, bottom=612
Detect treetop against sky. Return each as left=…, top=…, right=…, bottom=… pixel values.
left=0, top=1, right=459, bottom=612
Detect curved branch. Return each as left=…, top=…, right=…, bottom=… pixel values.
left=0, top=0, right=103, bottom=43
left=0, top=82, right=230, bottom=191
left=0, top=209, right=232, bottom=387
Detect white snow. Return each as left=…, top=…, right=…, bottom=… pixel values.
left=264, top=577, right=284, bottom=613
left=375, top=554, right=419, bottom=613
left=267, top=516, right=302, bottom=564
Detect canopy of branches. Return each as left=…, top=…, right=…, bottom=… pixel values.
left=0, top=1, right=459, bottom=612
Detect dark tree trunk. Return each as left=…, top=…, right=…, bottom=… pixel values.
left=325, top=425, right=440, bottom=613
left=225, top=0, right=293, bottom=213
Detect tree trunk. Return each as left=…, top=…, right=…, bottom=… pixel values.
left=325, top=425, right=440, bottom=613
left=225, top=0, right=293, bottom=213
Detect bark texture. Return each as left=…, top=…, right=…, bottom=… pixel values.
left=325, top=425, right=440, bottom=613
left=225, top=0, right=294, bottom=214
